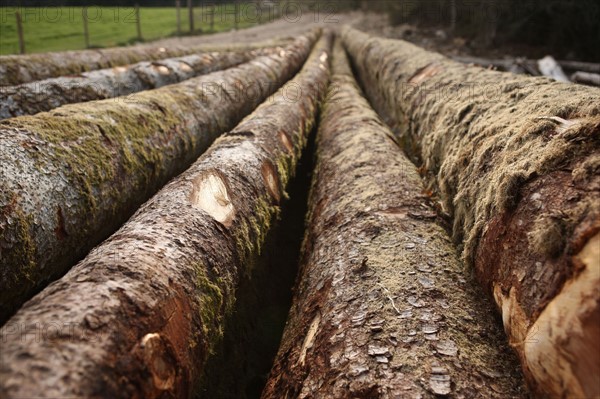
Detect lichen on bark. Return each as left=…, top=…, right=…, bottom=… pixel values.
left=0, top=37, right=289, bottom=86
left=0, top=47, right=281, bottom=119
left=263, top=39, right=527, bottom=399
left=0, top=29, right=319, bottom=323
left=342, top=26, right=600, bottom=397
left=0, top=30, right=333, bottom=399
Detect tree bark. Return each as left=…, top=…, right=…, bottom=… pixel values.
left=451, top=55, right=600, bottom=76
left=0, top=29, right=319, bottom=324
left=262, top=40, right=527, bottom=399
left=571, top=71, right=600, bottom=87
left=0, top=47, right=279, bottom=119
left=0, top=38, right=288, bottom=87
left=342, top=26, right=600, bottom=398
left=0, top=31, right=333, bottom=399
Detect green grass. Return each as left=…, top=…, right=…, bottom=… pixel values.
left=0, top=5, right=263, bottom=55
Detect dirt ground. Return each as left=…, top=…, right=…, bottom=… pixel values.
left=153, top=12, right=361, bottom=46
left=152, top=11, right=567, bottom=64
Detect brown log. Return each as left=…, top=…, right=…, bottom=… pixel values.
left=452, top=55, right=600, bottom=76
left=343, top=26, right=600, bottom=398
left=0, top=37, right=289, bottom=87
left=557, top=60, right=600, bottom=74
left=262, top=40, right=527, bottom=399
left=0, top=31, right=333, bottom=399
left=0, top=30, right=319, bottom=324
left=0, top=46, right=279, bottom=119
left=571, top=71, right=600, bottom=87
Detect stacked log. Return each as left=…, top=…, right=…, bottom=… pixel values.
left=571, top=71, right=600, bottom=87
left=262, top=41, right=527, bottom=399
left=0, top=38, right=287, bottom=86
left=0, top=47, right=280, bottom=119
left=0, top=29, right=319, bottom=323
left=343, top=26, right=600, bottom=398
left=0, top=31, right=333, bottom=399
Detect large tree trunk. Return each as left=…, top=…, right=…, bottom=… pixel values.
left=0, top=32, right=333, bottom=399
left=0, top=29, right=319, bottom=324
left=342, top=26, right=600, bottom=398
left=0, top=47, right=281, bottom=119
left=0, top=38, right=287, bottom=86
left=262, top=41, right=527, bottom=399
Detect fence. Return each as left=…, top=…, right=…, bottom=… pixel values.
left=2, top=1, right=289, bottom=55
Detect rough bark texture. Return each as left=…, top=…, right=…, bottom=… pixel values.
left=0, top=29, right=319, bottom=324
left=0, top=38, right=288, bottom=87
left=0, top=31, right=333, bottom=399
left=262, top=41, right=527, bottom=399
left=0, top=47, right=280, bottom=119
left=343, top=26, right=600, bottom=398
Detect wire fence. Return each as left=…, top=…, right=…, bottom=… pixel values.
left=1, top=1, right=293, bottom=55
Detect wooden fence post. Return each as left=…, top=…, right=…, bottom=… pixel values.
left=82, top=7, right=90, bottom=48
left=135, top=3, right=142, bottom=41
left=15, top=11, right=25, bottom=54
left=176, top=0, right=182, bottom=36
left=450, top=0, right=457, bottom=34
left=234, top=0, right=239, bottom=30
left=187, top=0, right=194, bottom=32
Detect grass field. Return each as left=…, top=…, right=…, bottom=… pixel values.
left=0, top=5, right=265, bottom=55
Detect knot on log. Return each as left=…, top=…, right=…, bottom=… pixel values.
left=279, top=131, right=293, bottom=153
left=261, top=161, right=281, bottom=203
left=190, top=173, right=235, bottom=226
left=140, top=333, right=177, bottom=391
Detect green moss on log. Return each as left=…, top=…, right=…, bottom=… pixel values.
left=0, top=31, right=319, bottom=323
left=0, top=202, right=35, bottom=289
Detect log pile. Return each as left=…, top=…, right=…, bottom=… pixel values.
left=0, top=31, right=332, bottom=398
left=0, top=29, right=318, bottom=323
left=0, top=38, right=288, bottom=86
left=0, top=47, right=280, bottom=119
left=262, top=41, right=527, bottom=398
left=451, top=55, right=600, bottom=86
left=343, top=26, right=600, bottom=398
left=0, top=23, right=597, bottom=399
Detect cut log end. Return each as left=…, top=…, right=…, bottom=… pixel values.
left=524, top=232, right=600, bottom=398
left=190, top=173, right=235, bottom=226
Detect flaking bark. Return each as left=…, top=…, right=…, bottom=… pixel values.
left=262, top=41, right=527, bottom=399
left=0, top=38, right=288, bottom=86
left=343, top=26, right=600, bottom=398
left=0, top=47, right=280, bottom=119
left=0, top=29, right=320, bottom=324
left=0, top=31, right=333, bottom=399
